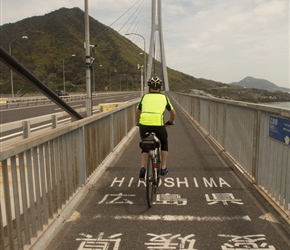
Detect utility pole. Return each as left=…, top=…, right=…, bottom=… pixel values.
left=85, top=0, right=92, bottom=116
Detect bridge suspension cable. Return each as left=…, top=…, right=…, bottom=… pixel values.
left=95, top=0, right=150, bottom=51
left=92, top=0, right=168, bottom=89
left=92, top=0, right=151, bottom=69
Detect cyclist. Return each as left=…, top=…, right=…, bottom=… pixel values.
left=136, top=76, right=176, bottom=179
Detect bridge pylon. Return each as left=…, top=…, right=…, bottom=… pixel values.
left=147, top=0, right=169, bottom=91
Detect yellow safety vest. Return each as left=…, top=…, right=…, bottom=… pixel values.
left=137, top=93, right=174, bottom=126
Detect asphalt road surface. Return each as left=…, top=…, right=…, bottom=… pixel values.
left=0, top=92, right=139, bottom=124
left=46, top=97, right=290, bottom=250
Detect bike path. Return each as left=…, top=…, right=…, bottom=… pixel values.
left=46, top=98, right=290, bottom=250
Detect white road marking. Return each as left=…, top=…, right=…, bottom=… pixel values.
left=104, top=98, right=115, bottom=102
left=259, top=213, right=278, bottom=223
left=71, top=104, right=84, bottom=108
left=93, top=214, right=251, bottom=222
left=55, top=104, right=83, bottom=110
left=67, top=211, right=81, bottom=222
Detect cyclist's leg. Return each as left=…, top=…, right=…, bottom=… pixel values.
left=154, top=127, right=169, bottom=171
left=161, top=151, right=168, bottom=170
left=139, top=125, right=150, bottom=168
left=139, top=125, right=150, bottom=178
left=141, top=152, right=148, bottom=168
left=139, top=152, right=147, bottom=179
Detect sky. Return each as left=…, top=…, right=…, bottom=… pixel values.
left=1, top=0, right=289, bottom=88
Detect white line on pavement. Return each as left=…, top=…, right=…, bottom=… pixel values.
left=55, top=104, right=83, bottom=110
left=93, top=214, right=251, bottom=222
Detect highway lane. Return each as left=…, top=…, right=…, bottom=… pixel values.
left=0, top=92, right=140, bottom=124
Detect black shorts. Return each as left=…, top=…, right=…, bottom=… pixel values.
left=139, top=125, right=168, bottom=152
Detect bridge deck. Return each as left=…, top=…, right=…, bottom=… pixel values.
left=46, top=98, right=290, bottom=250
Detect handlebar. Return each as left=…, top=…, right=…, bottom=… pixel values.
left=165, top=120, right=175, bottom=126
left=136, top=121, right=175, bottom=127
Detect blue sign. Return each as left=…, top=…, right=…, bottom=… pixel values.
left=269, top=116, right=290, bottom=145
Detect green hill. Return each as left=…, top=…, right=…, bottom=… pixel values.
left=0, top=7, right=211, bottom=94
left=1, top=7, right=289, bottom=103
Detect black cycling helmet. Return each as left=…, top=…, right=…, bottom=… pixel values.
left=148, top=76, right=162, bottom=89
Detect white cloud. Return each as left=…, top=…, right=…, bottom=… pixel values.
left=0, top=0, right=83, bottom=24
left=161, top=0, right=289, bottom=87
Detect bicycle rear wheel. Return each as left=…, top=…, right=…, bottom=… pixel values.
left=146, top=157, right=156, bottom=207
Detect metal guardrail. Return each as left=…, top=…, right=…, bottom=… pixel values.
left=0, top=100, right=138, bottom=249
left=0, top=112, right=70, bottom=145
left=0, top=97, right=133, bottom=146
left=0, top=92, right=121, bottom=109
left=0, top=107, right=101, bottom=147
left=170, top=92, right=290, bottom=224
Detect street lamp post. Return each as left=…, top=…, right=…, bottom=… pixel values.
left=138, top=63, right=144, bottom=96
left=114, top=69, right=117, bottom=91
left=9, top=36, right=28, bottom=98
left=99, top=64, right=103, bottom=91
left=63, top=54, right=75, bottom=92
left=122, top=74, right=126, bottom=92
left=125, top=33, right=146, bottom=94
left=109, top=69, right=112, bottom=92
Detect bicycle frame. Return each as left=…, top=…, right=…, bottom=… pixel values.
left=146, top=140, right=161, bottom=207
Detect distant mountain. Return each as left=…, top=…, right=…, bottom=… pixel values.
left=231, top=76, right=290, bottom=93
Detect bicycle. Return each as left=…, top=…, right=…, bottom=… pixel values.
left=138, top=121, right=175, bottom=207
left=139, top=132, right=162, bottom=207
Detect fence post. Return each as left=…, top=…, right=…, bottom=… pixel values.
left=252, top=110, right=260, bottom=182
left=78, top=127, right=86, bottom=184
left=125, top=108, right=128, bottom=134
left=22, top=121, right=30, bottom=138
left=52, top=115, right=57, bottom=129
left=110, top=114, right=114, bottom=152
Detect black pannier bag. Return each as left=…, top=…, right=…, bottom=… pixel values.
left=139, top=133, right=160, bottom=150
